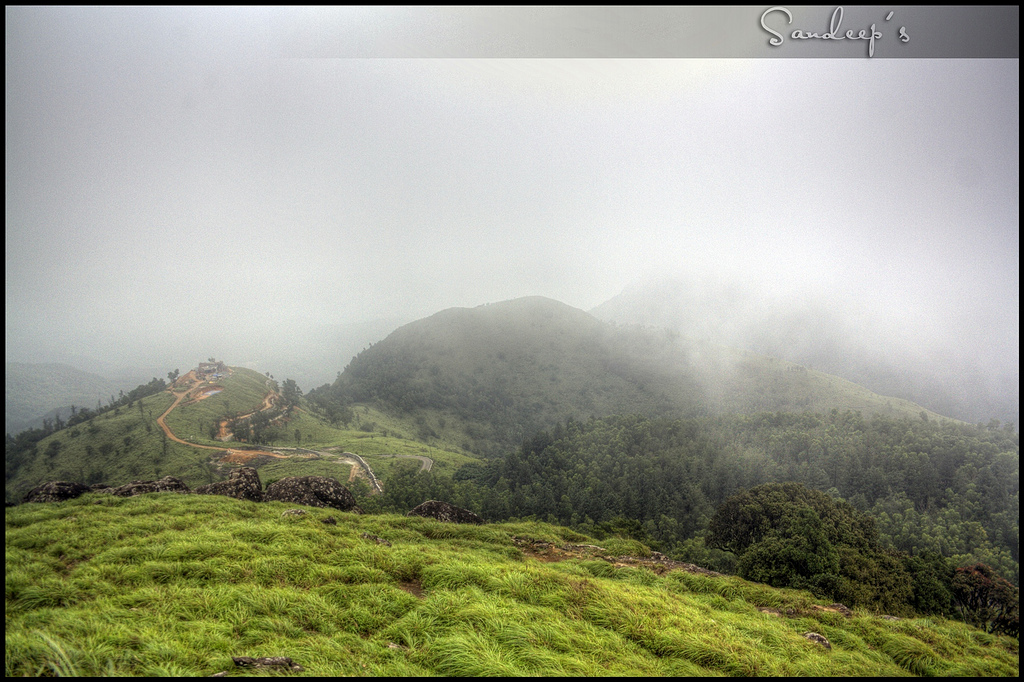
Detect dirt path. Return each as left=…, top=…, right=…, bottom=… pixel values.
left=215, top=390, right=277, bottom=440
left=157, top=390, right=221, bottom=451
left=378, top=454, right=433, bottom=472
left=156, top=374, right=379, bottom=487
left=156, top=375, right=283, bottom=462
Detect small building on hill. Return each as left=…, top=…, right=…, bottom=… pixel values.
left=197, top=360, right=227, bottom=377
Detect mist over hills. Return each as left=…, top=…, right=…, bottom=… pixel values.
left=590, top=278, right=1019, bottom=427
left=4, top=363, right=124, bottom=436
left=322, top=297, right=696, bottom=452
left=8, top=287, right=993, bottom=443
left=319, top=296, right=950, bottom=455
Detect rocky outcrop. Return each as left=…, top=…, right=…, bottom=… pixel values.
left=232, top=656, right=303, bottom=672
left=110, top=476, right=191, bottom=497
left=407, top=500, right=484, bottom=524
left=263, top=476, right=362, bottom=513
left=22, top=481, right=91, bottom=504
left=211, top=657, right=305, bottom=676
left=802, top=632, right=832, bottom=650
left=195, top=467, right=263, bottom=501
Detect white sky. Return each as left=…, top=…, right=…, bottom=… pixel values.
left=5, top=8, right=1019, bottom=392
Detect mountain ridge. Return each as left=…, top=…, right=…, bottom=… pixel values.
left=321, top=296, right=953, bottom=455
left=5, top=362, right=124, bottom=436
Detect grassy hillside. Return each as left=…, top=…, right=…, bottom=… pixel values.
left=163, top=367, right=273, bottom=447
left=6, top=493, right=1018, bottom=676
left=323, top=297, right=952, bottom=455
left=711, top=350, right=950, bottom=419
left=4, top=389, right=216, bottom=501
left=5, top=365, right=482, bottom=503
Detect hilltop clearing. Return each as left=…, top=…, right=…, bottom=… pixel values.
left=155, top=367, right=283, bottom=461
left=6, top=493, right=1018, bottom=677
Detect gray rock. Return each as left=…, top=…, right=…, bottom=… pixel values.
left=232, top=656, right=303, bottom=672
left=111, top=476, right=191, bottom=497
left=22, top=481, right=91, bottom=503
left=407, top=500, right=484, bottom=524
left=264, top=476, right=363, bottom=513
left=195, top=467, right=263, bottom=501
left=802, top=632, right=832, bottom=650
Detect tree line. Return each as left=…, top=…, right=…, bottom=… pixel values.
left=349, top=410, right=1017, bottom=627
left=5, top=377, right=168, bottom=485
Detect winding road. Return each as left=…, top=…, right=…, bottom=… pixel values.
left=156, top=371, right=282, bottom=460
left=378, top=454, right=433, bottom=473
left=157, top=370, right=433, bottom=494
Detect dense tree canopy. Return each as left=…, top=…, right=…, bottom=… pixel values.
left=706, top=482, right=915, bottom=613
left=951, top=563, right=1019, bottom=637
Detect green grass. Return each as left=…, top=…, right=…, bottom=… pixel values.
left=6, top=366, right=484, bottom=505
left=284, top=407, right=478, bottom=467
left=163, top=368, right=272, bottom=447
left=6, top=494, right=1017, bottom=677
left=5, top=391, right=217, bottom=501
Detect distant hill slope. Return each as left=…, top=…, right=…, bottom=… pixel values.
left=590, top=279, right=1018, bottom=426
left=5, top=363, right=123, bottom=436
left=4, top=364, right=480, bottom=503
left=324, top=296, right=949, bottom=454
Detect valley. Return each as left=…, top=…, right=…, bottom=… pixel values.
left=8, top=19, right=1016, bottom=675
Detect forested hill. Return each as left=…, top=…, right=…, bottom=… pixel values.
left=318, top=296, right=950, bottom=455
left=323, top=297, right=699, bottom=452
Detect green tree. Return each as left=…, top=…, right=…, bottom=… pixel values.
left=281, top=379, right=303, bottom=409
left=951, top=563, right=1019, bottom=637
left=707, top=483, right=912, bottom=612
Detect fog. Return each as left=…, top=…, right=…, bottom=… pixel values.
left=6, top=8, right=1018, bottom=417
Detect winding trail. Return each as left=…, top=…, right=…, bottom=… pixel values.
left=157, top=390, right=221, bottom=451
left=378, top=454, right=433, bottom=473
left=276, top=448, right=384, bottom=494
left=156, top=370, right=402, bottom=495
left=156, top=373, right=281, bottom=460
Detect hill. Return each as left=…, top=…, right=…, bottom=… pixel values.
left=6, top=492, right=1018, bottom=676
left=5, top=362, right=123, bottom=436
left=590, top=278, right=1018, bottom=426
left=321, top=296, right=951, bottom=455
left=4, top=363, right=482, bottom=504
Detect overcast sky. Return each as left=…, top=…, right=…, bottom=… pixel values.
left=5, top=8, right=1019, bottom=390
